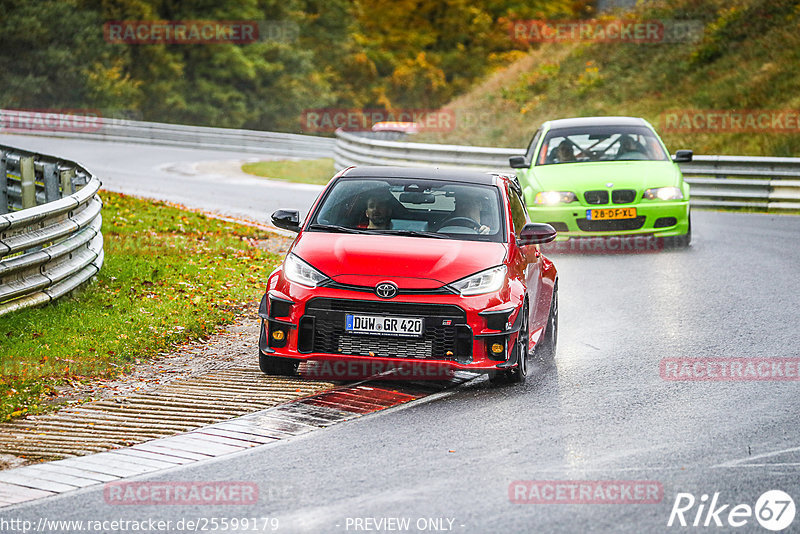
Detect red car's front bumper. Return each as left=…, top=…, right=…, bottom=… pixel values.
left=258, top=279, right=529, bottom=378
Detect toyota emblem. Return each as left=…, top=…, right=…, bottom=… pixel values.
left=375, top=282, right=398, bottom=299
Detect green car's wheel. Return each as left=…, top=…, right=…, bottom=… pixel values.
left=666, top=214, right=691, bottom=249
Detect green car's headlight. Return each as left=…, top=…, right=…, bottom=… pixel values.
left=643, top=186, right=683, bottom=200
left=534, top=191, right=578, bottom=205
left=284, top=253, right=329, bottom=287
left=450, top=266, right=507, bottom=296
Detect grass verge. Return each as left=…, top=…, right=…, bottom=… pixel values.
left=241, top=158, right=335, bottom=185
left=0, top=191, right=282, bottom=422
left=417, top=0, right=800, bottom=157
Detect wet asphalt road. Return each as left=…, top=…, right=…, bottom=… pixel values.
left=2, top=135, right=800, bottom=533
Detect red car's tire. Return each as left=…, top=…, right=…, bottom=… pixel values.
left=259, top=351, right=299, bottom=376
left=489, top=304, right=529, bottom=385
left=536, top=287, right=558, bottom=364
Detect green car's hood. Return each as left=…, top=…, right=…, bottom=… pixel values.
left=526, top=160, right=682, bottom=192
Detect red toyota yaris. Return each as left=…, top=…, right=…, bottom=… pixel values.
left=259, top=166, right=558, bottom=384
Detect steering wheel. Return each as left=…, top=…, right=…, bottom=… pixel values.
left=616, top=151, right=647, bottom=160
left=439, top=216, right=481, bottom=230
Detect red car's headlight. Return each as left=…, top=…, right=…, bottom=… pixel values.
left=450, top=265, right=507, bottom=296
left=283, top=253, right=329, bottom=288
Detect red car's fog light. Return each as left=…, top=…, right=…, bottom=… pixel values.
left=268, top=322, right=289, bottom=348
left=485, top=336, right=507, bottom=362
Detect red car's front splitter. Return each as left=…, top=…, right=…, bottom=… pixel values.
left=281, top=352, right=495, bottom=382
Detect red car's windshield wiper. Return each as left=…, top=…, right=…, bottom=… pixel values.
left=372, top=229, right=451, bottom=239
left=307, top=223, right=370, bottom=234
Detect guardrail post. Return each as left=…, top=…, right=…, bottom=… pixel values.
left=60, top=168, right=75, bottom=196
left=20, top=156, right=36, bottom=209
left=0, top=150, right=8, bottom=214
left=43, top=163, right=60, bottom=202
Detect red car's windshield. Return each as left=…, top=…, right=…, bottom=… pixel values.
left=310, top=177, right=507, bottom=242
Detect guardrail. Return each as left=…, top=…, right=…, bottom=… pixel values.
left=0, top=145, right=103, bottom=316
left=0, top=109, right=335, bottom=159
left=334, top=129, right=800, bottom=212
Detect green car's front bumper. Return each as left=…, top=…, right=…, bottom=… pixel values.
left=529, top=200, right=690, bottom=240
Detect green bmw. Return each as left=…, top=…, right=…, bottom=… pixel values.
left=510, top=116, right=692, bottom=247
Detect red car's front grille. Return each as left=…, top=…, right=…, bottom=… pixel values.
left=300, top=298, right=471, bottom=361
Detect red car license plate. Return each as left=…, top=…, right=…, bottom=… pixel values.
left=345, top=314, right=423, bottom=337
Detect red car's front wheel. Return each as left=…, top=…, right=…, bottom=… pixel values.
left=489, top=304, right=529, bottom=385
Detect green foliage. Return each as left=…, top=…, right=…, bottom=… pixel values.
left=0, top=0, right=140, bottom=111
left=0, top=0, right=581, bottom=130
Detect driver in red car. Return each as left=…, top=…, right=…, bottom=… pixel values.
left=364, top=195, right=393, bottom=229
left=454, top=192, right=490, bottom=234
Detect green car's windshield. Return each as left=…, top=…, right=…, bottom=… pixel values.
left=536, top=125, right=670, bottom=165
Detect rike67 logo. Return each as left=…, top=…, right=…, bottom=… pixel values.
left=668, top=490, right=795, bottom=531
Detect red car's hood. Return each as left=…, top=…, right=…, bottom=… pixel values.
left=290, top=232, right=507, bottom=289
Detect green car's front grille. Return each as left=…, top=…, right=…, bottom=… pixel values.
left=584, top=190, right=608, bottom=204
left=611, top=189, right=636, bottom=204
left=576, top=216, right=646, bottom=232
left=583, top=189, right=637, bottom=205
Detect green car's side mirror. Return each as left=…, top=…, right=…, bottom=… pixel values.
left=673, top=150, right=693, bottom=163
left=509, top=156, right=530, bottom=169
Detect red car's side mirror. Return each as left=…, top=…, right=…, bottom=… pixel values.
left=271, top=209, right=301, bottom=232
left=517, top=223, right=557, bottom=245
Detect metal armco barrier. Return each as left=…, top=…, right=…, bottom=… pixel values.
left=0, top=145, right=103, bottom=316
left=334, top=129, right=800, bottom=212
left=0, top=109, right=335, bottom=158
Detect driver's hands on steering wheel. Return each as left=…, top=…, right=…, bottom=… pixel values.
left=439, top=216, right=490, bottom=234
